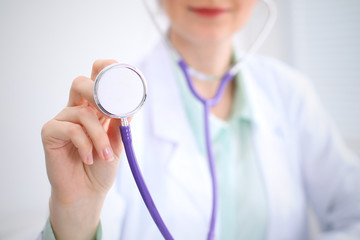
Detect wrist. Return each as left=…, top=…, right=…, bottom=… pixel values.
left=49, top=193, right=105, bottom=240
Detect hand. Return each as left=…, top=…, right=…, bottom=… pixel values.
left=41, top=60, right=128, bottom=239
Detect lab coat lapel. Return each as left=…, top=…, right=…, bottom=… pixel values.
left=143, top=41, right=212, bottom=223
left=242, top=65, right=305, bottom=240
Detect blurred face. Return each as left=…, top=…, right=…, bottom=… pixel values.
left=162, top=0, right=258, bottom=45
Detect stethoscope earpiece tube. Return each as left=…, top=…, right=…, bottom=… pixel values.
left=179, top=60, right=236, bottom=240
left=119, top=124, right=174, bottom=240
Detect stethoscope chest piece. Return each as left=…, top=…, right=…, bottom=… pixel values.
left=94, top=63, right=147, bottom=120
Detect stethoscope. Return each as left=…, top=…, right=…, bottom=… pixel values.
left=93, top=1, right=277, bottom=239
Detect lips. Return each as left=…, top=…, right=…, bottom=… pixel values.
left=189, top=7, right=228, bottom=18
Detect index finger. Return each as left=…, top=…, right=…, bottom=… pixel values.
left=91, top=59, right=118, bottom=81
left=67, top=76, right=97, bottom=107
left=67, top=59, right=118, bottom=109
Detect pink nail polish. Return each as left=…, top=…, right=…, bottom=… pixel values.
left=103, top=147, right=113, bottom=161
left=86, top=155, right=93, bottom=165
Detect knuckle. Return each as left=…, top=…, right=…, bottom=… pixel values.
left=67, top=124, right=82, bottom=137
left=84, top=141, right=93, bottom=153
left=41, top=120, right=52, bottom=138
left=78, top=136, right=92, bottom=152
left=78, top=106, right=95, bottom=119
left=93, top=130, right=107, bottom=142
left=71, top=76, right=86, bottom=91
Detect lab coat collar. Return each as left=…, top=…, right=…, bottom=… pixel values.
left=143, top=41, right=283, bottom=143
left=143, top=40, right=190, bottom=144
left=240, top=60, right=281, bottom=132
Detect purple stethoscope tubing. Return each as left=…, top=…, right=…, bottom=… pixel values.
left=120, top=123, right=174, bottom=240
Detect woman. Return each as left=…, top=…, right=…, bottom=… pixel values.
left=40, top=0, right=360, bottom=239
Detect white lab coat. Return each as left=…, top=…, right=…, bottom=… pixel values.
left=100, top=41, right=360, bottom=240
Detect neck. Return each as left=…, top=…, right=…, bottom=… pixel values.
left=168, top=29, right=236, bottom=120
left=169, top=30, right=233, bottom=78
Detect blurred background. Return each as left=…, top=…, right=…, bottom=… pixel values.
left=0, top=0, right=359, bottom=239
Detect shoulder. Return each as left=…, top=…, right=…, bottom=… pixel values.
left=244, top=55, right=314, bottom=98
left=243, top=55, right=324, bottom=127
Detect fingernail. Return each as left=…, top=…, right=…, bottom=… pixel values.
left=86, top=155, right=93, bottom=165
left=103, top=147, right=113, bottom=161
